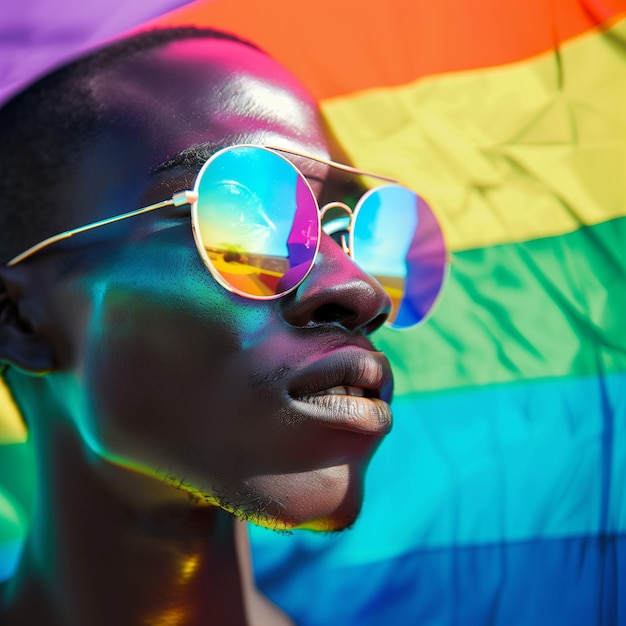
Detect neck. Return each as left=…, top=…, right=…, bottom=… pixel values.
left=2, top=422, right=253, bottom=626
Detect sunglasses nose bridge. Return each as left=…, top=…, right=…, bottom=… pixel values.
left=319, top=202, right=353, bottom=256
left=319, top=201, right=353, bottom=220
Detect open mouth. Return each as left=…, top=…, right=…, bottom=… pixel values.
left=288, top=349, right=393, bottom=435
left=305, top=385, right=368, bottom=398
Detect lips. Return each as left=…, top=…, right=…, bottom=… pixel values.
left=288, top=348, right=393, bottom=436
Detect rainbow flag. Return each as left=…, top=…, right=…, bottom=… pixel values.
left=2, top=1, right=626, bottom=623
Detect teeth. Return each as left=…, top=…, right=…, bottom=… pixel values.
left=313, top=386, right=366, bottom=397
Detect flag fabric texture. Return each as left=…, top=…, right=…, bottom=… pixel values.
left=1, top=1, right=626, bottom=624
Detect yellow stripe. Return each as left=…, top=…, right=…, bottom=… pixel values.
left=322, top=18, right=626, bottom=251
left=0, top=378, right=26, bottom=444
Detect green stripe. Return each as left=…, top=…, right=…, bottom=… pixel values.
left=378, top=216, right=626, bottom=395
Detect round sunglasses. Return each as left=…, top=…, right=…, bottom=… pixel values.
left=7, top=144, right=447, bottom=329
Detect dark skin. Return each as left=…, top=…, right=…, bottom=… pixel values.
left=0, top=38, right=393, bottom=625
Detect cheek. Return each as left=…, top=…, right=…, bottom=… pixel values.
left=68, top=248, right=274, bottom=473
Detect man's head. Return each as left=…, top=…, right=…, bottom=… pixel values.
left=0, top=28, right=393, bottom=531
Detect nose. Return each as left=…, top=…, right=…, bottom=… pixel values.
left=279, top=233, right=392, bottom=334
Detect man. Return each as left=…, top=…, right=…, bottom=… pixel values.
left=0, top=27, right=397, bottom=625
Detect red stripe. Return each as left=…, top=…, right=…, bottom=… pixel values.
left=149, top=0, right=626, bottom=99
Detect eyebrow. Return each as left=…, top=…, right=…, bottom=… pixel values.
left=152, top=141, right=225, bottom=174
left=152, top=143, right=398, bottom=187
left=152, top=141, right=332, bottom=184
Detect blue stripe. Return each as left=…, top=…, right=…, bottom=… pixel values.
left=255, top=534, right=626, bottom=626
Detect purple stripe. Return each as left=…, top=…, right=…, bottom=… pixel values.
left=0, top=0, right=196, bottom=106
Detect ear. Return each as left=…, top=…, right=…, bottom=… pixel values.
left=0, top=267, right=57, bottom=374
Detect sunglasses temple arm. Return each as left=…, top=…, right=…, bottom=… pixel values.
left=7, top=190, right=198, bottom=267
left=265, top=146, right=398, bottom=184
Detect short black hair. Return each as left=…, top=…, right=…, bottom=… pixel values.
left=0, top=27, right=259, bottom=264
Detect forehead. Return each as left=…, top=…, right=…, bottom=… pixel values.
left=51, top=38, right=328, bottom=234
left=61, top=37, right=332, bottom=225
left=90, top=38, right=326, bottom=167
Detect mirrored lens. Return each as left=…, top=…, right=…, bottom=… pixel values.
left=192, top=146, right=320, bottom=298
left=350, top=185, right=447, bottom=328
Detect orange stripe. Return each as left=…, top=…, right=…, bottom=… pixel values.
left=149, top=0, right=626, bottom=99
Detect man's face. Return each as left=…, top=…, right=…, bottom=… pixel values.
left=36, top=37, right=393, bottom=531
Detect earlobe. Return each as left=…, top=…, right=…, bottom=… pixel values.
left=0, top=268, right=57, bottom=374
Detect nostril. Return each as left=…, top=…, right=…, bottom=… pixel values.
left=364, top=312, right=389, bottom=335
left=309, top=303, right=358, bottom=327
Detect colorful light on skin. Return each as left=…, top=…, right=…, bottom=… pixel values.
left=0, top=34, right=393, bottom=625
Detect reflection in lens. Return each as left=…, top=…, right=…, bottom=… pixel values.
left=192, top=146, right=319, bottom=298
left=351, top=185, right=447, bottom=328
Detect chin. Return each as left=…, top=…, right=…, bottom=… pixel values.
left=231, top=463, right=367, bottom=533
